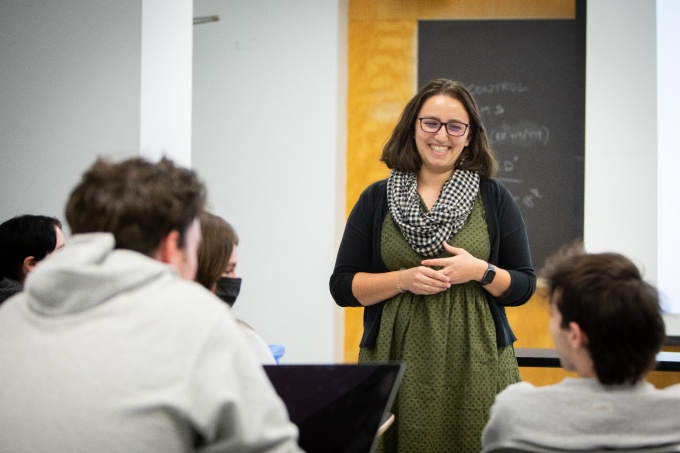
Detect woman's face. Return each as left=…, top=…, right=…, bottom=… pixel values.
left=414, top=94, right=471, bottom=175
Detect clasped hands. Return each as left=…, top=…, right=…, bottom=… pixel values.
left=400, top=242, right=487, bottom=295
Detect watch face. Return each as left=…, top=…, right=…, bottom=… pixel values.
left=482, top=264, right=496, bottom=285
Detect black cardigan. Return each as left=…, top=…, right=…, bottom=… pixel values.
left=329, top=178, right=536, bottom=349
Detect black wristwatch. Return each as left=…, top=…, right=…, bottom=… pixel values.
left=480, top=263, right=496, bottom=286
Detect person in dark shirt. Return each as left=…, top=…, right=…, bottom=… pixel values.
left=0, top=214, right=65, bottom=304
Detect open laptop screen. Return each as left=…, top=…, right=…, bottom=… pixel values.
left=263, top=363, right=404, bottom=453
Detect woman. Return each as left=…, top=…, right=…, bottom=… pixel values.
left=196, top=211, right=276, bottom=364
left=329, top=79, right=536, bottom=452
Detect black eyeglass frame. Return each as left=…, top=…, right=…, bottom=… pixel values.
left=418, top=118, right=470, bottom=137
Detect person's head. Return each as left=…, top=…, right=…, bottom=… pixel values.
left=380, top=78, right=497, bottom=178
left=65, top=157, right=206, bottom=280
left=196, top=211, right=239, bottom=291
left=0, top=215, right=65, bottom=283
left=195, top=211, right=241, bottom=307
left=541, top=243, right=664, bottom=385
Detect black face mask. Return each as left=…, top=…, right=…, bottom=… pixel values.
left=215, top=277, right=242, bottom=307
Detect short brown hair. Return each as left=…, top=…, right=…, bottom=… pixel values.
left=65, top=157, right=206, bottom=256
left=195, top=211, right=239, bottom=290
left=380, top=78, right=497, bottom=177
left=541, top=243, right=664, bottom=385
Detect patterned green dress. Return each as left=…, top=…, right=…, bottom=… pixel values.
left=359, top=193, right=520, bottom=453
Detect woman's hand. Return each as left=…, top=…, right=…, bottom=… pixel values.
left=421, top=242, right=487, bottom=284
left=400, top=265, right=451, bottom=295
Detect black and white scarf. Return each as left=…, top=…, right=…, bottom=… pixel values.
left=386, top=169, right=480, bottom=257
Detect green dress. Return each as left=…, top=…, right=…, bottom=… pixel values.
left=359, top=193, right=520, bottom=453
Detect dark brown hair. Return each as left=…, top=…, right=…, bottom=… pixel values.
left=65, top=157, right=206, bottom=256
left=195, top=211, right=239, bottom=291
left=541, top=243, right=664, bottom=385
left=380, top=78, right=497, bottom=177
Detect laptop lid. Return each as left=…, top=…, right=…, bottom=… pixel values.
left=264, top=363, right=404, bottom=453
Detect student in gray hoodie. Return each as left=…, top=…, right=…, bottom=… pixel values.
left=482, top=244, right=680, bottom=452
left=0, top=157, right=302, bottom=453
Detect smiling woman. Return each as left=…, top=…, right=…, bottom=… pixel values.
left=344, top=2, right=576, bottom=365
left=330, top=78, right=536, bottom=453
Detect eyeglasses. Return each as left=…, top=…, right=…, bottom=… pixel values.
left=418, top=118, right=470, bottom=137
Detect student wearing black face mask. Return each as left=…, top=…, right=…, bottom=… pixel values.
left=196, top=211, right=276, bottom=364
left=214, top=236, right=242, bottom=307
left=215, top=277, right=241, bottom=307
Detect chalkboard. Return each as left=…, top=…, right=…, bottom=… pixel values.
left=418, top=13, right=586, bottom=271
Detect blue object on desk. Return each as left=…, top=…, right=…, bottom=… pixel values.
left=269, top=344, right=285, bottom=364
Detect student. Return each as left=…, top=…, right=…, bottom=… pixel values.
left=0, top=214, right=66, bottom=304
left=0, top=157, right=302, bottom=452
left=481, top=244, right=680, bottom=452
left=196, top=211, right=277, bottom=364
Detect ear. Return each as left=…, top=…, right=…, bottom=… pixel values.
left=154, top=230, right=181, bottom=266
left=23, top=256, right=37, bottom=276
left=566, top=321, right=589, bottom=350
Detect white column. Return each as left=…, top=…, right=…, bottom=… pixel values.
left=140, top=0, right=193, bottom=167
left=657, top=0, right=680, bottom=314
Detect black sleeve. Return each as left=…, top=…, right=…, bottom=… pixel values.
left=329, top=181, right=387, bottom=308
left=490, top=180, right=537, bottom=307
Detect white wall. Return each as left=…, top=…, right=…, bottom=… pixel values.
left=192, top=0, right=347, bottom=363
left=0, top=1, right=142, bottom=226
left=0, top=0, right=192, bottom=227
left=585, top=1, right=657, bottom=281
left=586, top=0, right=680, bottom=323
left=657, top=0, right=680, bottom=314
left=140, top=0, right=193, bottom=167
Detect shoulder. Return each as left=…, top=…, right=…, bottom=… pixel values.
left=350, top=178, right=388, bottom=217
left=481, top=178, right=514, bottom=199
left=142, top=275, right=240, bottom=336
left=491, top=380, right=581, bottom=410
left=360, top=178, right=388, bottom=200
left=662, top=382, right=680, bottom=396
left=237, top=321, right=277, bottom=364
left=495, top=381, right=537, bottom=401
left=156, top=276, right=231, bottom=314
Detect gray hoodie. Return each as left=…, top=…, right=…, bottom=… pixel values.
left=0, top=233, right=302, bottom=453
left=482, top=378, right=680, bottom=452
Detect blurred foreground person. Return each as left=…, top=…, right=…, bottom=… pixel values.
left=0, top=157, right=302, bottom=453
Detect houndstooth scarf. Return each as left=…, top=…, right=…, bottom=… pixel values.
left=387, top=169, right=480, bottom=257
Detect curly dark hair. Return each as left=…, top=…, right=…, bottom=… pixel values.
left=66, top=157, right=206, bottom=256
left=380, top=78, right=497, bottom=177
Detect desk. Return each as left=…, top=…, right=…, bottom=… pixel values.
left=515, top=348, right=680, bottom=372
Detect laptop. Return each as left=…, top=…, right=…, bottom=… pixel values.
left=263, top=363, right=405, bottom=453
